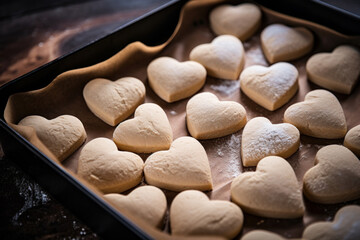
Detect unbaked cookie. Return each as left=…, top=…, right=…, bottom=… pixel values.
left=18, top=115, right=86, bottom=162
left=83, top=77, right=145, bottom=126
left=104, top=185, right=167, bottom=228
left=231, top=156, right=305, bottom=218
left=170, top=190, right=243, bottom=239
left=344, top=124, right=360, bottom=157
left=241, top=230, right=286, bottom=240
left=302, top=205, right=360, bottom=240
left=261, top=23, right=313, bottom=63
left=241, top=117, right=300, bottom=167
left=303, top=144, right=360, bottom=204
left=189, top=35, right=245, bottom=80
left=240, top=62, right=298, bottom=111
left=209, top=3, right=261, bottom=41
left=144, top=136, right=213, bottom=191
left=284, top=89, right=347, bottom=139
left=186, top=92, right=247, bottom=139
left=306, top=45, right=360, bottom=94
left=147, top=57, right=206, bottom=103
left=77, top=138, right=144, bottom=193
left=113, top=103, right=173, bottom=153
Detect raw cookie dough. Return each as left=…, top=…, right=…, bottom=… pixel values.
left=240, top=62, right=298, bottom=111
left=83, top=77, right=145, bottom=126
left=303, top=145, right=360, bottom=204
left=306, top=45, right=360, bottom=94
left=241, top=230, right=286, bottom=240
left=344, top=124, right=360, bottom=157
left=170, top=190, right=243, bottom=239
left=144, top=136, right=213, bottom=192
left=261, top=23, right=313, bottom=63
left=302, top=205, right=360, bottom=240
left=186, top=92, right=247, bottom=139
left=209, top=3, right=261, bottom=41
left=231, top=156, right=305, bottom=218
left=241, top=117, right=300, bottom=167
left=113, top=103, right=173, bottom=153
left=18, top=115, right=86, bottom=162
left=189, top=35, right=245, bottom=80
left=284, top=89, right=347, bottom=139
left=77, top=138, right=144, bottom=193
left=104, top=185, right=167, bottom=228
left=147, top=57, right=206, bottom=103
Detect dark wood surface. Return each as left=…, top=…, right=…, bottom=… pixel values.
left=0, top=1, right=169, bottom=238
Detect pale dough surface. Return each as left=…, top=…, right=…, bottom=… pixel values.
left=170, top=190, right=243, bottom=239
left=144, top=136, right=213, bottom=192
left=209, top=3, right=261, bottom=41
left=344, top=124, right=360, bottom=157
left=284, top=89, right=347, bottom=139
left=147, top=57, right=206, bottom=103
left=113, top=103, right=173, bottom=153
left=303, top=205, right=360, bottom=240
left=231, top=156, right=305, bottom=219
left=186, top=92, right=247, bottom=139
left=18, top=115, right=86, bottom=162
left=104, top=185, right=167, bottom=228
left=241, top=230, right=286, bottom=240
left=303, top=144, right=360, bottom=204
left=77, top=137, right=144, bottom=193
left=241, top=117, right=300, bottom=167
left=240, top=62, right=298, bottom=111
left=190, top=35, right=245, bottom=80
left=83, top=77, right=145, bottom=126
left=306, top=45, right=360, bottom=94
left=261, top=23, right=313, bottom=63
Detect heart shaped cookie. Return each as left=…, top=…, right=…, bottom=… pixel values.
left=231, top=156, right=305, bottom=218
left=241, top=230, right=286, bottom=240
left=303, top=205, right=360, bottom=240
left=147, top=57, right=206, bottom=103
left=189, top=35, right=245, bottom=80
left=209, top=3, right=261, bottom=41
left=113, top=103, right=173, bottom=153
left=170, top=190, right=243, bottom=238
left=284, top=89, right=347, bottom=139
left=261, top=24, right=314, bottom=63
left=144, top=136, right=213, bottom=191
left=241, top=117, right=300, bottom=167
left=18, top=115, right=86, bottom=162
left=186, top=92, right=247, bottom=139
left=104, top=185, right=167, bottom=228
left=240, top=62, right=298, bottom=111
left=306, top=45, right=360, bottom=94
left=344, top=124, right=360, bottom=157
left=77, top=138, right=144, bottom=193
left=83, top=77, right=145, bottom=126
left=303, top=145, right=360, bottom=204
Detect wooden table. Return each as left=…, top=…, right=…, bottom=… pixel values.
left=0, top=1, right=169, bottom=238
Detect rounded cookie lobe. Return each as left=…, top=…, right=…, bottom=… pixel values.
left=186, top=92, right=247, bottom=139
left=170, top=190, right=243, bottom=239
left=83, top=77, right=145, bottom=126
left=144, top=136, right=213, bottom=192
left=284, top=89, right=347, bottom=139
left=77, top=138, right=144, bottom=193
left=303, top=145, right=360, bottom=204
left=147, top=57, right=206, bottom=103
left=104, top=185, right=167, bottom=228
left=113, top=103, right=173, bottom=153
left=241, top=230, right=286, bottom=240
left=209, top=3, right=261, bottom=41
left=344, top=124, right=360, bottom=157
left=231, top=156, right=305, bottom=218
left=306, top=45, right=360, bottom=94
left=302, top=205, right=360, bottom=240
left=190, top=35, right=245, bottom=80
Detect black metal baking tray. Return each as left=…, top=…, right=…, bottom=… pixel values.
left=0, top=0, right=359, bottom=239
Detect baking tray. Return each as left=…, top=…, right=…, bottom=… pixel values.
left=1, top=0, right=360, bottom=239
